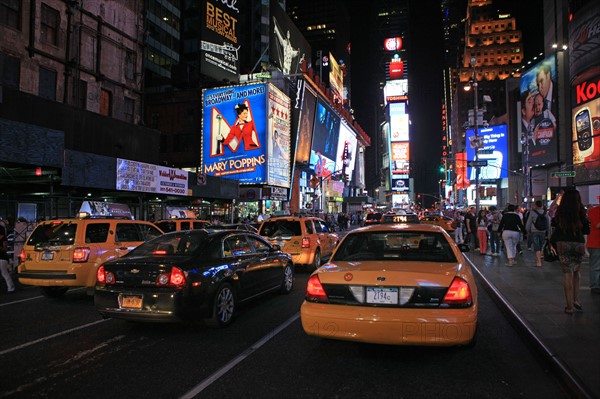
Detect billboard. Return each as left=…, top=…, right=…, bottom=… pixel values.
left=389, top=102, right=409, bottom=142
left=465, top=125, right=508, bottom=180
left=572, top=73, right=600, bottom=183
left=270, top=0, right=312, bottom=75
left=335, top=121, right=358, bottom=179
left=201, top=0, right=240, bottom=82
left=329, top=52, right=344, bottom=100
left=309, top=99, right=340, bottom=178
left=390, top=141, right=410, bottom=190
left=267, top=85, right=292, bottom=187
left=568, top=1, right=600, bottom=84
left=519, top=55, right=559, bottom=165
left=116, top=158, right=189, bottom=196
left=383, top=79, right=408, bottom=105
left=202, top=83, right=291, bottom=186
left=294, top=82, right=317, bottom=164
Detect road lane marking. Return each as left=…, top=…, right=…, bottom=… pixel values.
left=0, top=319, right=109, bottom=356
left=0, top=295, right=45, bottom=307
left=180, top=312, right=300, bottom=399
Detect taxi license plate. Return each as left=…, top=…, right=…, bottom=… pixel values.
left=41, top=252, right=54, bottom=261
left=120, top=294, right=143, bottom=309
left=366, top=287, right=398, bottom=304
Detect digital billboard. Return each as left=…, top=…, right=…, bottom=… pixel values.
left=335, top=121, right=357, bottom=179
left=294, top=82, right=317, bottom=164
left=466, top=125, right=508, bottom=180
left=329, top=52, right=344, bottom=101
left=519, top=55, right=558, bottom=165
left=270, top=0, right=312, bottom=75
left=571, top=73, right=600, bottom=183
left=202, top=83, right=290, bottom=186
left=309, top=99, right=340, bottom=178
left=267, top=85, right=291, bottom=187
left=389, top=102, right=409, bottom=142
left=201, top=0, right=240, bottom=82
left=383, top=79, right=408, bottom=105
left=116, top=158, right=189, bottom=196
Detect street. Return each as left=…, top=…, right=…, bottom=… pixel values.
left=0, top=271, right=566, bottom=399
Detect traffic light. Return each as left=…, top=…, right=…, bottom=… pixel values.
left=439, top=165, right=444, bottom=173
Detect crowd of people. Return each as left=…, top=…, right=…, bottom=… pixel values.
left=441, top=188, right=599, bottom=314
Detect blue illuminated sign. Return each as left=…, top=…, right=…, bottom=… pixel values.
left=466, top=124, right=508, bottom=179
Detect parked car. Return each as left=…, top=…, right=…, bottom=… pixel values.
left=154, top=218, right=211, bottom=233
left=420, top=215, right=456, bottom=232
left=258, top=216, right=339, bottom=270
left=18, top=213, right=163, bottom=298
left=300, top=224, right=477, bottom=346
left=94, top=230, right=293, bottom=327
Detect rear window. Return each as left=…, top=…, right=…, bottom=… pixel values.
left=365, top=213, right=382, bottom=221
left=127, top=233, right=209, bottom=258
left=155, top=221, right=176, bottom=233
left=332, top=231, right=457, bottom=263
left=259, top=220, right=302, bottom=237
left=27, top=222, right=78, bottom=246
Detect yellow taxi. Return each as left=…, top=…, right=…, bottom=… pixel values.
left=420, top=214, right=456, bottom=232
left=258, top=216, right=339, bottom=270
left=300, top=224, right=478, bottom=346
left=17, top=202, right=163, bottom=298
left=154, top=218, right=211, bottom=233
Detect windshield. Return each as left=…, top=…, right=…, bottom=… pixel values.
left=259, top=220, right=302, bottom=237
left=27, top=222, right=77, bottom=246
left=332, top=231, right=457, bottom=263
left=126, top=232, right=209, bottom=257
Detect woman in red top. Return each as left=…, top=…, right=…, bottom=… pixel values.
left=222, top=103, right=260, bottom=152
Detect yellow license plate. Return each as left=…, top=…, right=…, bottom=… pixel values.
left=121, top=295, right=143, bottom=309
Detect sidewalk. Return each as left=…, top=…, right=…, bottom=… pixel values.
left=465, top=246, right=599, bottom=399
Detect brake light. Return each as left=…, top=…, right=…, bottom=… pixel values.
left=19, top=249, right=26, bottom=263
left=96, top=265, right=115, bottom=285
left=302, top=237, right=310, bottom=248
left=73, top=247, right=91, bottom=262
left=157, top=267, right=186, bottom=287
left=442, top=277, right=472, bottom=305
left=306, top=274, right=328, bottom=301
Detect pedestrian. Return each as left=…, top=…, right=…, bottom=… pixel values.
left=0, top=224, right=16, bottom=293
left=549, top=189, right=590, bottom=315
left=464, top=207, right=479, bottom=250
left=587, top=204, right=600, bottom=294
left=454, top=211, right=464, bottom=244
left=476, top=209, right=489, bottom=255
left=488, top=206, right=502, bottom=256
left=525, top=200, right=551, bottom=267
left=498, top=204, right=525, bottom=266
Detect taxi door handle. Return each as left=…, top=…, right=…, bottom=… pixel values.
left=118, top=247, right=128, bottom=250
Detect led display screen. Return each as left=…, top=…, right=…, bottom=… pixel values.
left=309, top=99, right=340, bottom=178
left=465, top=125, right=508, bottom=180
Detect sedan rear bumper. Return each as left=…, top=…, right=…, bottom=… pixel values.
left=301, top=301, right=477, bottom=346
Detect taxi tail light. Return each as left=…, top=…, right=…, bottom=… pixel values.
left=306, top=275, right=328, bottom=302
left=73, top=247, right=91, bottom=263
left=97, top=265, right=115, bottom=285
left=442, top=277, right=472, bottom=306
left=19, top=249, right=26, bottom=263
left=157, top=267, right=186, bottom=287
left=301, top=237, right=310, bottom=248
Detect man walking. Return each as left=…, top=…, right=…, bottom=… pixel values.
left=464, top=207, right=479, bottom=250
left=525, top=200, right=551, bottom=267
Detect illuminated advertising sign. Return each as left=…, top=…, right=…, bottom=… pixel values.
left=455, top=152, right=469, bottom=190
left=335, top=121, right=357, bottom=178
left=329, top=52, right=344, bottom=100
left=201, top=0, right=240, bottom=82
left=389, top=58, right=404, bottom=80
left=384, top=37, right=403, bottom=52
left=519, top=55, right=558, bottom=165
left=383, top=79, right=408, bottom=105
left=267, top=85, right=292, bottom=187
left=116, top=158, right=189, bottom=196
left=294, top=82, right=317, bottom=164
left=571, top=73, right=600, bottom=183
left=465, top=125, right=508, bottom=180
left=309, top=99, right=340, bottom=178
left=390, top=141, right=410, bottom=179
left=389, top=102, right=409, bottom=142
left=202, top=83, right=277, bottom=185
left=270, top=0, right=312, bottom=75
left=568, top=2, right=600, bottom=84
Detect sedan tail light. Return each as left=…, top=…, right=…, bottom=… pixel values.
left=73, top=247, right=91, bottom=263
left=157, top=267, right=187, bottom=287
left=96, top=265, right=115, bottom=285
left=301, top=237, right=310, bottom=248
left=442, top=277, right=472, bottom=306
left=306, top=274, right=328, bottom=302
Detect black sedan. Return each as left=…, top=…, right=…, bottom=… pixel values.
left=94, top=230, right=294, bottom=327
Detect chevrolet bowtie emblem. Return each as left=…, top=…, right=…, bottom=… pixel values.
left=131, top=269, right=140, bottom=274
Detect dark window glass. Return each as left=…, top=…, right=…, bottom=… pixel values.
left=41, top=3, right=59, bottom=45
left=39, top=66, right=56, bottom=100
left=26, top=222, right=77, bottom=246
left=259, top=220, right=302, bottom=237
left=0, top=52, right=20, bottom=88
left=125, top=50, right=135, bottom=80
left=155, top=221, right=176, bottom=233
left=124, top=97, right=134, bottom=123
left=0, top=0, right=21, bottom=29
left=115, top=223, right=142, bottom=242
left=85, top=223, right=110, bottom=243
left=73, top=79, right=87, bottom=109
left=304, top=220, right=314, bottom=234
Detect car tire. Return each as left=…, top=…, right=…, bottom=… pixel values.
left=206, top=282, right=236, bottom=328
left=310, top=249, right=321, bottom=271
left=41, top=287, right=69, bottom=298
left=279, top=263, right=293, bottom=294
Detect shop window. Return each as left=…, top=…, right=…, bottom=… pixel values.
left=41, top=3, right=59, bottom=45
left=0, top=0, right=21, bottom=29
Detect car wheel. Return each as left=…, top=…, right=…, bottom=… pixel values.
left=41, top=287, right=69, bottom=298
left=310, top=249, right=321, bottom=271
left=280, top=263, right=293, bottom=294
left=206, top=283, right=236, bottom=328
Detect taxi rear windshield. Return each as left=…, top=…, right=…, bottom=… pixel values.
left=259, top=220, right=302, bottom=237
left=26, top=223, right=77, bottom=246
left=333, top=231, right=457, bottom=263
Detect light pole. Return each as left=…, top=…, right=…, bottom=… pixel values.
left=470, top=57, right=481, bottom=215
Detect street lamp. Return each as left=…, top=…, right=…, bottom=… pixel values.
left=470, top=56, right=481, bottom=215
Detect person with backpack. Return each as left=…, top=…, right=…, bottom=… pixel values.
left=526, top=200, right=551, bottom=267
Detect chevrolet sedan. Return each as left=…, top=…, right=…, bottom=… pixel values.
left=95, top=230, right=293, bottom=327
left=300, top=224, right=477, bottom=346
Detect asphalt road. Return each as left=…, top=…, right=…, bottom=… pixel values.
left=0, top=270, right=568, bottom=399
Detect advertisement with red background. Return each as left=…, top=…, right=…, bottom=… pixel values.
left=572, top=73, right=600, bottom=184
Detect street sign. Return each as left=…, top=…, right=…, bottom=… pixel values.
left=468, top=160, right=488, bottom=167
left=197, top=173, right=207, bottom=186
left=478, top=149, right=493, bottom=155
left=551, top=171, right=576, bottom=178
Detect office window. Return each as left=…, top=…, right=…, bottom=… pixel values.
left=124, top=97, right=134, bottom=123
left=0, top=0, right=21, bottom=29
left=0, top=52, right=20, bottom=88
left=100, top=88, right=112, bottom=116
left=125, top=50, right=135, bottom=80
left=40, top=4, right=59, bottom=45
left=73, top=79, right=87, bottom=109
left=39, top=66, right=56, bottom=100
